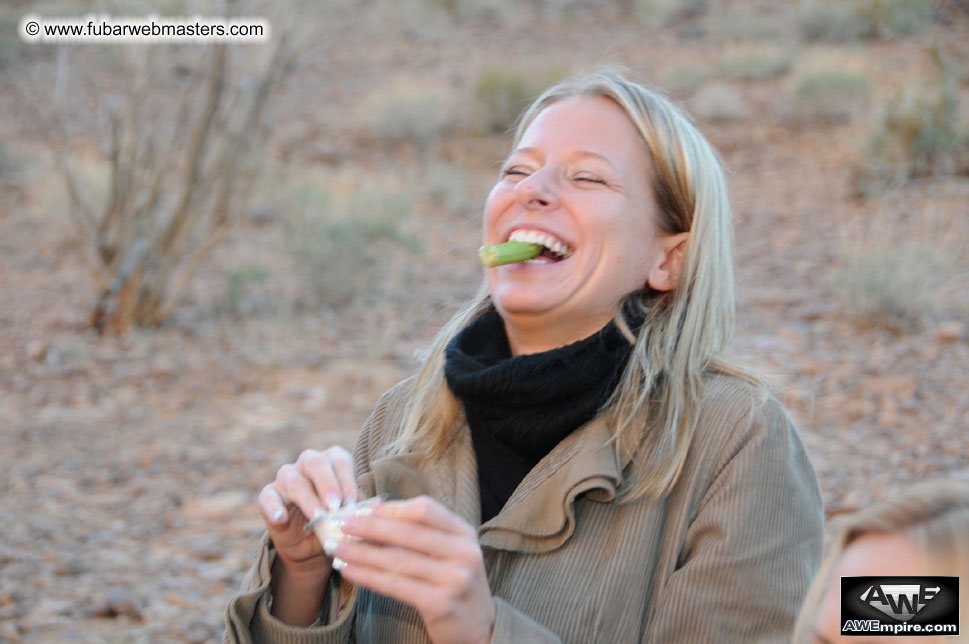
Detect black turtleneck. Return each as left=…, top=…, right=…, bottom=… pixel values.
left=444, top=308, right=636, bottom=522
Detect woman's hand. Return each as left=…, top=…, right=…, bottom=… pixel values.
left=257, top=446, right=359, bottom=625
left=334, top=495, right=496, bottom=644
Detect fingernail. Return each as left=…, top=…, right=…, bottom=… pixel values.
left=332, top=557, right=347, bottom=571
left=272, top=509, right=285, bottom=523
left=325, top=492, right=342, bottom=512
left=323, top=539, right=339, bottom=557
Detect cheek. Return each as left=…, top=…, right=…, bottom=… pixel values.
left=483, top=183, right=512, bottom=235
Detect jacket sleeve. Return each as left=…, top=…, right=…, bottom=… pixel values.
left=490, top=598, right=563, bottom=644
left=641, top=395, right=824, bottom=643
left=223, top=381, right=412, bottom=644
left=223, top=533, right=357, bottom=644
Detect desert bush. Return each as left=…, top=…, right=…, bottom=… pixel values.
left=798, top=0, right=932, bottom=41
left=798, top=2, right=876, bottom=41
left=835, top=205, right=967, bottom=331
left=718, top=50, right=792, bottom=81
left=791, top=70, right=871, bottom=121
left=362, top=81, right=454, bottom=145
left=705, top=9, right=793, bottom=41
left=223, top=264, right=272, bottom=318
left=474, top=67, right=565, bottom=133
left=14, top=3, right=311, bottom=334
left=422, top=160, right=479, bottom=215
left=855, top=0, right=933, bottom=37
left=286, top=185, right=422, bottom=307
left=835, top=243, right=951, bottom=331
left=663, top=64, right=711, bottom=97
left=857, top=49, right=969, bottom=192
left=616, top=0, right=708, bottom=27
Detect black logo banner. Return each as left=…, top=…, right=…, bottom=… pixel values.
left=841, top=576, right=959, bottom=637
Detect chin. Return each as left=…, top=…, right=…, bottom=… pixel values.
left=491, top=289, right=562, bottom=318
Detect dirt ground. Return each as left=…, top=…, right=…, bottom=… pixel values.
left=1, top=2, right=968, bottom=642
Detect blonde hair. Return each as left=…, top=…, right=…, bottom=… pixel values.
left=792, top=480, right=969, bottom=643
left=390, top=67, right=759, bottom=500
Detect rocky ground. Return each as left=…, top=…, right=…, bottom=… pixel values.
left=1, top=2, right=968, bottom=642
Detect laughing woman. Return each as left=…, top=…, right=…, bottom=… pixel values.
left=225, top=69, right=824, bottom=644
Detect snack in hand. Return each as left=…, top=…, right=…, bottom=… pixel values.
left=304, top=495, right=385, bottom=557
left=478, top=241, right=543, bottom=268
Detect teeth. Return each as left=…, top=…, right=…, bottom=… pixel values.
left=508, top=229, right=574, bottom=258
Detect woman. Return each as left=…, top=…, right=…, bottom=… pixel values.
left=225, top=69, right=824, bottom=643
left=793, top=481, right=969, bottom=644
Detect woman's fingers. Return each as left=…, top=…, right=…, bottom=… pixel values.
left=296, top=447, right=358, bottom=509
left=331, top=495, right=496, bottom=644
left=334, top=540, right=457, bottom=586
left=258, top=483, right=291, bottom=526
left=374, top=496, right=476, bottom=536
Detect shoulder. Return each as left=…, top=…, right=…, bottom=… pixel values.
left=696, top=371, right=791, bottom=446
left=691, top=371, right=811, bottom=488
left=353, top=375, right=418, bottom=460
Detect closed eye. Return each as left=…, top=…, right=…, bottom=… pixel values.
left=574, top=174, right=606, bottom=184
left=502, top=166, right=530, bottom=179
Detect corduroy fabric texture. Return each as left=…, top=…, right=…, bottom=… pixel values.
left=224, top=374, right=824, bottom=644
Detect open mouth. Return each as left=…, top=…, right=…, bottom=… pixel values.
left=508, top=229, right=574, bottom=262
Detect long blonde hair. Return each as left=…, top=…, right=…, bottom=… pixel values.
left=390, top=68, right=758, bottom=500
left=792, top=481, right=969, bottom=643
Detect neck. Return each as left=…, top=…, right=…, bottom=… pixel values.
left=502, top=310, right=616, bottom=356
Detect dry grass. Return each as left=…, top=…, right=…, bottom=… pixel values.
left=717, top=49, right=793, bottom=81
left=284, top=181, right=422, bottom=308
left=856, top=49, right=969, bottom=193
left=835, top=203, right=969, bottom=331
left=361, top=80, right=455, bottom=146
left=791, top=69, right=872, bottom=121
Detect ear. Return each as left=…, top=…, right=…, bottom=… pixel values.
left=645, top=232, right=689, bottom=292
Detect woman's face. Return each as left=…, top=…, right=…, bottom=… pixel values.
left=812, top=532, right=948, bottom=644
left=483, top=95, right=683, bottom=354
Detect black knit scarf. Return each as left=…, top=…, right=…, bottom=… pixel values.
left=444, top=308, right=637, bottom=522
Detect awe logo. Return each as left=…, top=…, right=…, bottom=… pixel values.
left=859, top=583, right=941, bottom=622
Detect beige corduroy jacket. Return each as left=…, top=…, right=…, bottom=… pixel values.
left=225, top=373, right=823, bottom=644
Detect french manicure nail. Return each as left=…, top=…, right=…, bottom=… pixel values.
left=272, top=509, right=285, bottom=523
left=323, top=539, right=339, bottom=557
left=325, top=492, right=342, bottom=512
left=332, top=557, right=347, bottom=571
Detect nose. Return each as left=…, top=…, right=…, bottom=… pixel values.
left=515, top=167, right=560, bottom=211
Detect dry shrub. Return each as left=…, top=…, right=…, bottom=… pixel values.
left=798, top=0, right=933, bottom=41
left=856, top=49, right=969, bottom=193
left=11, top=2, right=311, bottom=334
left=361, top=81, right=454, bottom=146
left=285, top=184, right=422, bottom=307
left=718, top=50, right=792, bottom=81
left=474, top=67, right=565, bottom=134
left=663, top=64, right=711, bottom=97
left=835, top=207, right=968, bottom=331
left=617, top=0, right=709, bottom=27
left=791, top=70, right=872, bottom=121
left=421, top=159, right=479, bottom=215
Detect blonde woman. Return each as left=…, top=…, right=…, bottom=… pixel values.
left=794, top=481, right=969, bottom=644
left=225, top=69, right=823, bottom=643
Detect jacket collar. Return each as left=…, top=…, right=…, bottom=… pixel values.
left=365, top=415, right=622, bottom=554
left=478, top=415, right=622, bottom=553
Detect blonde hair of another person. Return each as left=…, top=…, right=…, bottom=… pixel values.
left=792, top=480, right=969, bottom=643
left=390, top=67, right=762, bottom=501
